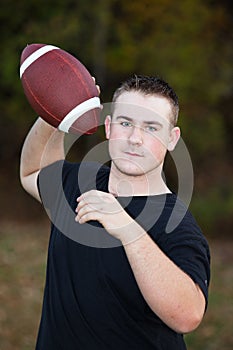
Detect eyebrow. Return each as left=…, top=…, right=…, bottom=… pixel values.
left=115, top=115, right=163, bottom=127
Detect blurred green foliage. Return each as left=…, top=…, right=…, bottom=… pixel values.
left=0, top=0, right=232, bottom=237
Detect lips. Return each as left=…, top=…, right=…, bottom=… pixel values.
left=124, top=151, right=144, bottom=157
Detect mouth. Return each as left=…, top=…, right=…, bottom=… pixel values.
left=124, top=151, right=144, bottom=157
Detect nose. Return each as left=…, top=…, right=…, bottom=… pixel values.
left=128, top=125, right=143, bottom=145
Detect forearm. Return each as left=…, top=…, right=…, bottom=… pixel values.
left=123, top=230, right=205, bottom=333
left=20, top=117, right=65, bottom=178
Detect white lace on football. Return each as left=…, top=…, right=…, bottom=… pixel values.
left=58, top=97, right=101, bottom=133
left=20, top=45, right=60, bottom=78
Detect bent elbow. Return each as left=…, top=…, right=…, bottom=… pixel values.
left=174, top=287, right=206, bottom=334
left=176, top=309, right=205, bottom=334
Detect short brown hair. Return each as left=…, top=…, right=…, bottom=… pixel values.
left=112, top=75, right=179, bottom=125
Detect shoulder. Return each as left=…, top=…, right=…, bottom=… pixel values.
left=148, top=193, right=210, bottom=261
left=38, top=160, right=110, bottom=204
left=159, top=194, right=204, bottom=237
left=38, top=160, right=109, bottom=183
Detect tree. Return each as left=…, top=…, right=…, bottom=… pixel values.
left=0, top=0, right=232, bottom=235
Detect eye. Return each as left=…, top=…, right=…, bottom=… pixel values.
left=145, top=126, right=158, bottom=132
left=121, top=121, right=132, bottom=127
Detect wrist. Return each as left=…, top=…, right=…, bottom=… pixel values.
left=120, top=220, right=146, bottom=246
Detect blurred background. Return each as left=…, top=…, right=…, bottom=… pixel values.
left=0, top=0, right=232, bottom=349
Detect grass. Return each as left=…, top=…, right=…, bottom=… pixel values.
left=185, top=239, right=233, bottom=350
left=0, top=222, right=232, bottom=350
left=0, top=222, right=49, bottom=350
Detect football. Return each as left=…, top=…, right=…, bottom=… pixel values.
left=20, top=43, right=101, bottom=134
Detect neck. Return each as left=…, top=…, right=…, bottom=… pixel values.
left=108, top=163, right=171, bottom=197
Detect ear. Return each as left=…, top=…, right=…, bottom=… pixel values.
left=105, top=115, right=111, bottom=139
left=167, top=127, right=181, bottom=151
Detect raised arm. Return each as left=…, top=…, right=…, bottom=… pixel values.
left=20, top=117, right=65, bottom=202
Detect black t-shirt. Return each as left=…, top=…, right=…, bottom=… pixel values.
left=36, top=160, right=210, bottom=350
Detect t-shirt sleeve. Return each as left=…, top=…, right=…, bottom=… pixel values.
left=37, top=160, right=78, bottom=213
left=156, top=213, right=211, bottom=309
left=37, top=160, right=108, bottom=224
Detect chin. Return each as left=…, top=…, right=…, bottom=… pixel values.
left=112, top=159, right=147, bottom=177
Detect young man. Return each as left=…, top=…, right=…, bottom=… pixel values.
left=20, top=75, right=210, bottom=349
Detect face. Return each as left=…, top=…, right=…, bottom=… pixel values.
left=105, top=91, right=180, bottom=178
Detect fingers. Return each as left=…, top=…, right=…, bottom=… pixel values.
left=92, top=76, right=101, bottom=95
left=77, top=190, right=115, bottom=205
left=75, top=199, right=94, bottom=223
left=74, top=190, right=139, bottom=243
left=75, top=205, right=99, bottom=224
left=75, top=190, right=120, bottom=224
left=75, top=190, right=103, bottom=223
